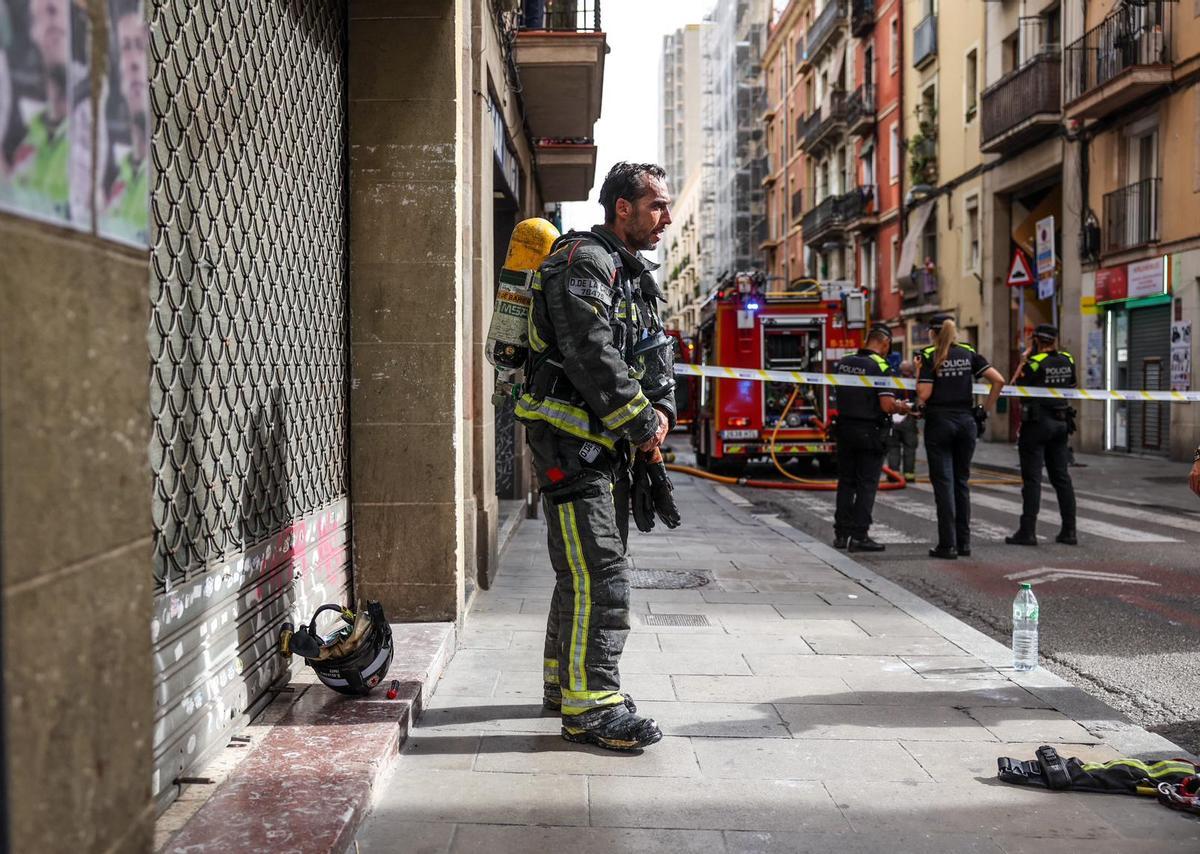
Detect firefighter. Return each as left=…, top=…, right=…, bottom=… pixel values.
left=1006, top=324, right=1079, bottom=546
left=833, top=325, right=911, bottom=552
left=516, top=162, right=673, bottom=751
left=886, top=359, right=919, bottom=483
left=916, top=316, right=1006, bottom=559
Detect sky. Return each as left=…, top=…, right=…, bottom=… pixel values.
left=560, top=0, right=718, bottom=232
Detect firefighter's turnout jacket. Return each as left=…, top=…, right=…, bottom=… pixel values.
left=516, top=223, right=673, bottom=725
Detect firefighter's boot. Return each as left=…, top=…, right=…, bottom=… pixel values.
left=562, top=707, right=663, bottom=752
left=1005, top=517, right=1038, bottom=546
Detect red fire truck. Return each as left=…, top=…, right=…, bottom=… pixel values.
left=692, top=272, right=870, bottom=474
left=666, top=329, right=699, bottom=428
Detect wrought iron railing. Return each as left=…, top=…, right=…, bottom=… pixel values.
left=846, top=84, right=875, bottom=130
left=802, top=190, right=862, bottom=237
left=913, top=13, right=937, bottom=67
left=851, top=0, right=875, bottom=36
left=796, top=111, right=820, bottom=149
left=981, top=52, right=1061, bottom=145
left=1104, top=178, right=1160, bottom=254
left=843, top=185, right=874, bottom=221
left=1065, top=0, right=1170, bottom=104
left=520, top=0, right=602, bottom=33
left=809, top=0, right=847, bottom=59
left=914, top=268, right=938, bottom=297
left=804, top=90, right=848, bottom=150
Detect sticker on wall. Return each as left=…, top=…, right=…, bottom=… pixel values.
left=0, top=0, right=94, bottom=230
left=96, top=0, right=148, bottom=246
left=1171, top=320, right=1192, bottom=392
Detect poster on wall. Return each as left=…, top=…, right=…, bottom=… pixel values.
left=1086, top=328, right=1104, bottom=391
left=96, top=0, right=148, bottom=246
left=0, top=0, right=93, bottom=229
left=1171, top=320, right=1192, bottom=391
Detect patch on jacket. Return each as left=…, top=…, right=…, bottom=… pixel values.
left=567, top=277, right=613, bottom=304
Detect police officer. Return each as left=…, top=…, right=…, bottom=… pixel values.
left=833, top=325, right=911, bottom=552
left=916, top=316, right=1006, bottom=559
left=1006, top=324, right=1079, bottom=546
left=516, top=162, right=674, bottom=752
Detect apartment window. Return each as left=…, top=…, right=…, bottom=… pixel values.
left=889, top=17, right=899, bottom=72
left=889, top=124, right=900, bottom=184
left=864, top=45, right=874, bottom=90
left=862, top=241, right=876, bottom=294
left=1002, top=32, right=1019, bottom=74
left=1043, top=5, right=1061, bottom=54
left=890, top=235, right=900, bottom=293
left=965, top=49, right=978, bottom=121
left=862, top=146, right=876, bottom=188
left=964, top=195, right=980, bottom=274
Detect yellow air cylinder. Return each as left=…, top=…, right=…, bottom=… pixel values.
left=487, top=218, right=561, bottom=370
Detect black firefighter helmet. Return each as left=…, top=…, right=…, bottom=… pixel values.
left=280, top=601, right=394, bottom=695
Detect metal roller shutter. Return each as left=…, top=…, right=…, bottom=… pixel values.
left=1127, top=303, right=1171, bottom=456
left=147, top=0, right=350, bottom=808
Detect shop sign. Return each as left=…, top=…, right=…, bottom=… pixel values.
left=1127, top=257, right=1168, bottom=300
left=1095, top=265, right=1128, bottom=303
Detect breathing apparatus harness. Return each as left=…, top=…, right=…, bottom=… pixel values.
left=279, top=601, right=395, bottom=695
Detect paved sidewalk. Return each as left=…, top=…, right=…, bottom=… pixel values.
left=355, top=474, right=1199, bottom=853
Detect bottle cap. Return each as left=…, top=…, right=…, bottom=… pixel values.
left=1020, top=582, right=1032, bottom=589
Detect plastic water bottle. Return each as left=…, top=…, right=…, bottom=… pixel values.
left=1012, top=583, right=1039, bottom=672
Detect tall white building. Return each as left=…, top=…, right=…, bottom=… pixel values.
left=660, top=24, right=709, bottom=191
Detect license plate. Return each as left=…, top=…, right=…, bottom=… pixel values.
left=720, top=429, right=758, bottom=440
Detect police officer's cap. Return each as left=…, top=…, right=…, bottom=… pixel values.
left=1033, top=323, right=1058, bottom=341
left=928, top=314, right=953, bottom=330
left=868, top=324, right=893, bottom=342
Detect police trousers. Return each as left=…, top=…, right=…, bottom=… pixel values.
left=526, top=423, right=633, bottom=724
left=1018, top=416, right=1076, bottom=530
left=924, top=409, right=977, bottom=551
left=835, top=420, right=887, bottom=540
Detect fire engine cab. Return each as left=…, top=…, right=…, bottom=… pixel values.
left=692, top=271, right=870, bottom=474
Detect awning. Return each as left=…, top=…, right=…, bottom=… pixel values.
left=896, top=201, right=936, bottom=285
left=830, top=36, right=848, bottom=88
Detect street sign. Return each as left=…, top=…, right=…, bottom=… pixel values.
left=1035, top=215, right=1055, bottom=277
left=1007, top=250, right=1034, bottom=287
left=1004, top=567, right=1159, bottom=587
left=1037, top=276, right=1056, bottom=300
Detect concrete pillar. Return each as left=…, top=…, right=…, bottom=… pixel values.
left=347, top=0, right=467, bottom=621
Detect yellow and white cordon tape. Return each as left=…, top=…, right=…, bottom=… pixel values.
left=673, top=363, right=1200, bottom=403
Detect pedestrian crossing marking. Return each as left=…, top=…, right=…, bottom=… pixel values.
left=785, top=493, right=920, bottom=544
left=986, top=485, right=1200, bottom=535
left=875, top=492, right=1013, bottom=542
left=1005, top=567, right=1159, bottom=587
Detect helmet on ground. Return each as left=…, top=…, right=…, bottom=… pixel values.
left=280, top=601, right=394, bottom=695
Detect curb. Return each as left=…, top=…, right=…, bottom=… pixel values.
left=708, top=482, right=1194, bottom=762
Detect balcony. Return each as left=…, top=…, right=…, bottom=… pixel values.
left=802, top=190, right=860, bottom=243
left=760, top=153, right=777, bottom=188
left=846, top=84, right=875, bottom=136
left=533, top=142, right=597, bottom=202
left=914, top=268, right=938, bottom=297
left=913, top=13, right=937, bottom=69
left=980, top=52, right=1061, bottom=154
left=1064, top=0, right=1172, bottom=120
left=844, top=185, right=876, bottom=231
left=1103, top=178, right=1160, bottom=255
left=803, top=91, right=849, bottom=154
left=796, top=111, right=820, bottom=151
left=808, top=0, right=847, bottom=61
left=851, top=0, right=874, bottom=37
left=515, top=2, right=606, bottom=139
left=791, top=189, right=804, bottom=224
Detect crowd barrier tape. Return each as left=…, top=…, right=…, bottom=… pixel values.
left=673, top=363, right=1200, bottom=403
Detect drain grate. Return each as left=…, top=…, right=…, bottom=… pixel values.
left=640, top=613, right=711, bottom=627
left=629, top=568, right=711, bottom=589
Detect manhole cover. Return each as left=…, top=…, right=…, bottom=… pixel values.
left=629, top=568, right=711, bottom=589
left=639, top=613, right=711, bottom=627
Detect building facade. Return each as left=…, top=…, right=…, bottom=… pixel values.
left=0, top=1, right=607, bottom=850
left=662, top=170, right=706, bottom=333
left=661, top=24, right=709, bottom=193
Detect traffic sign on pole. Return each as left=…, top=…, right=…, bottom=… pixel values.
left=1007, top=250, right=1034, bottom=287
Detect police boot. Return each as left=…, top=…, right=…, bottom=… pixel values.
left=1056, top=525, right=1078, bottom=546
left=1005, top=518, right=1039, bottom=546
left=562, top=708, right=663, bottom=752
left=833, top=534, right=849, bottom=550
left=849, top=536, right=885, bottom=553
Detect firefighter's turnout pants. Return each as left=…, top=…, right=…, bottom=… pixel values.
left=529, top=422, right=634, bottom=725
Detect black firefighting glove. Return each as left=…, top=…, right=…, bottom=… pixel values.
left=646, top=458, right=681, bottom=529
left=972, top=405, right=988, bottom=438
left=631, top=454, right=656, bottom=533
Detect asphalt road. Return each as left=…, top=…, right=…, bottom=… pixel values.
left=706, top=442, right=1200, bottom=756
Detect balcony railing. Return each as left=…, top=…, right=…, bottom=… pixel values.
left=1065, top=1, right=1170, bottom=105
left=843, top=185, right=874, bottom=223
left=803, top=90, right=848, bottom=152
left=802, top=189, right=862, bottom=239
left=1104, top=178, right=1160, bottom=254
left=791, top=189, right=804, bottom=223
left=913, top=13, right=937, bottom=68
left=913, top=268, right=938, bottom=297
left=846, top=84, right=875, bottom=134
left=796, top=111, right=820, bottom=150
left=851, top=0, right=874, bottom=36
left=808, top=0, right=847, bottom=60
left=980, top=52, right=1061, bottom=150
left=520, top=0, right=601, bottom=32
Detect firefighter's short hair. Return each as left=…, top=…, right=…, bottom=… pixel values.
left=600, top=162, right=667, bottom=223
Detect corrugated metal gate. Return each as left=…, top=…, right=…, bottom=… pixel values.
left=147, top=0, right=350, bottom=807
left=1128, top=303, right=1171, bottom=456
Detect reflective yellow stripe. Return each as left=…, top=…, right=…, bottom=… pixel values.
left=515, top=395, right=617, bottom=450
left=561, top=690, right=625, bottom=716
left=528, top=311, right=548, bottom=353
left=602, top=392, right=650, bottom=431
left=559, top=503, right=587, bottom=693
left=567, top=502, right=591, bottom=692
left=543, top=658, right=559, bottom=685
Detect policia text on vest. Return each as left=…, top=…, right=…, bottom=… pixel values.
left=1006, top=324, right=1078, bottom=547
left=514, top=167, right=675, bottom=754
